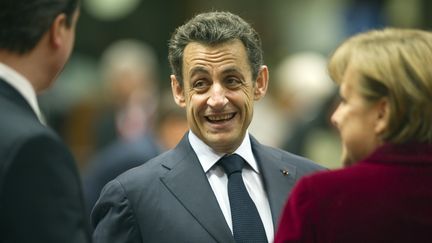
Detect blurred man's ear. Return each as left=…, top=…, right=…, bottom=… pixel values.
left=171, top=75, right=186, bottom=108
left=254, top=65, right=269, bottom=101
left=49, top=13, right=68, bottom=49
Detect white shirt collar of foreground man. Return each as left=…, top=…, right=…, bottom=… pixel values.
left=0, top=62, right=45, bottom=124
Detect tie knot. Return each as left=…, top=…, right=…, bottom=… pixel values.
left=219, top=154, right=244, bottom=176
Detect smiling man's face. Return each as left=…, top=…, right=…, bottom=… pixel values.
left=171, top=39, right=268, bottom=153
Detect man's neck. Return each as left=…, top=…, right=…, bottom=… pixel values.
left=0, top=50, right=44, bottom=93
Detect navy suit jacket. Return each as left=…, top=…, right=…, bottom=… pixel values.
left=92, top=133, right=324, bottom=243
left=0, top=79, right=91, bottom=243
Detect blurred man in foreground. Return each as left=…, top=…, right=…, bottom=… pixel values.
left=0, top=0, right=91, bottom=242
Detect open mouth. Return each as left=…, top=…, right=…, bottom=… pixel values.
left=205, top=113, right=236, bottom=123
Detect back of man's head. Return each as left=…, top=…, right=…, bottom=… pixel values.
left=0, top=0, right=79, bottom=54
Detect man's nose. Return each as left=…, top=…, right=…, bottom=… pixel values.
left=207, top=83, right=228, bottom=109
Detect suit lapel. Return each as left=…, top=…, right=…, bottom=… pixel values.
left=250, top=136, right=298, bottom=229
left=160, top=135, right=235, bottom=243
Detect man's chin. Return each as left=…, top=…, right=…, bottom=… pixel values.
left=206, top=134, right=242, bottom=153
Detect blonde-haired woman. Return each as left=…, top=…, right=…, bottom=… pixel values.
left=275, top=28, right=432, bottom=243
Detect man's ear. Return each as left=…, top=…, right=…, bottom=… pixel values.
left=374, top=98, right=390, bottom=136
left=49, top=13, right=68, bottom=48
left=171, top=74, right=186, bottom=108
left=254, top=65, right=269, bottom=101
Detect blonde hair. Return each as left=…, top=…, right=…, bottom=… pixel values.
left=328, top=28, right=432, bottom=144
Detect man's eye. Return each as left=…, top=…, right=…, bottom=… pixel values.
left=193, top=80, right=208, bottom=89
left=226, top=78, right=242, bottom=87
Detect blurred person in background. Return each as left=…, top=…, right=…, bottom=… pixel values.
left=82, top=39, right=165, bottom=216
left=275, top=52, right=340, bottom=168
left=275, top=28, right=432, bottom=243
left=250, top=52, right=339, bottom=168
left=0, top=0, right=91, bottom=242
left=82, top=92, right=188, bottom=217
left=93, top=39, right=159, bottom=148
left=155, top=90, right=189, bottom=150
left=91, top=11, right=324, bottom=243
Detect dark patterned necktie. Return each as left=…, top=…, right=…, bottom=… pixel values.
left=219, top=154, right=268, bottom=243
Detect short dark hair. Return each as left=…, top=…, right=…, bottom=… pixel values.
left=168, top=11, right=263, bottom=86
left=0, top=0, right=79, bottom=54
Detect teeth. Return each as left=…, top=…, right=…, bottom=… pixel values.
left=207, top=114, right=233, bottom=121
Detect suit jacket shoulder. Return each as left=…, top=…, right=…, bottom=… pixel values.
left=92, top=135, right=235, bottom=243
left=0, top=87, right=66, bottom=178
left=0, top=83, right=59, bottom=177
left=0, top=80, right=91, bottom=243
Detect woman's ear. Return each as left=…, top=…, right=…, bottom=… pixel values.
left=374, top=98, right=390, bottom=136
left=171, top=75, right=186, bottom=108
left=254, top=65, right=269, bottom=101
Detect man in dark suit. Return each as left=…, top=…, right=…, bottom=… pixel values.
left=0, top=0, right=91, bottom=242
left=91, top=11, right=324, bottom=243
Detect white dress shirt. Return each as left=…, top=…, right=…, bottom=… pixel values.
left=189, top=131, right=274, bottom=242
left=0, top=62, right=44, bottom=123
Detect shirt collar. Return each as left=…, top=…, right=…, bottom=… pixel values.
left=188, top=130, right=260, bottom=173
left=0, top=62, right=44, bottom=123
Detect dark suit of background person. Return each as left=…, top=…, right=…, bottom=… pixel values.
left=274, top=28, right=432, bottom=243
left=82, top=133, right=161, bottom=215
left=83, top=96, right=189, bottom=217
left=92, top=11, right=324, bottom=243
left=0, top=0, right=91, bottom=242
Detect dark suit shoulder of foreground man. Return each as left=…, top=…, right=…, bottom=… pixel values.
left=0, top=0, right=91, bottom=242
left=92, top=11, right=324, bottom=243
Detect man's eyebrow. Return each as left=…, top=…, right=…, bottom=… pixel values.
left=221, top=67, right=241, bottom=75
left=189, top=66, right=209, bottom=77
left=188, top=66, right=243, bottom=78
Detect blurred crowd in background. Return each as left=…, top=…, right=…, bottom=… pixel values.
left=36, top=0, right=431, bottom=212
